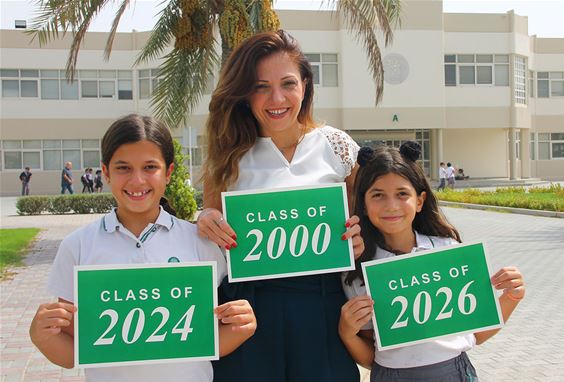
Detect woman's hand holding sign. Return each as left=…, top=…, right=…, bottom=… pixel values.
left=343, top=215, right=364, bottom=259
left=197, top=208, right=237, bottom=250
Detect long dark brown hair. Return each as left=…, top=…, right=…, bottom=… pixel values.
left=101, top=114, right=176, bottom=216
left=344, top=142, right=461, bottom=285
left=202, top=30, right=316, bottom=200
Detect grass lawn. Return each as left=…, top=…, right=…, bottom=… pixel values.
left=436, top=184, right=564, bottom=212
left=0, top=228, right=41, bottom=275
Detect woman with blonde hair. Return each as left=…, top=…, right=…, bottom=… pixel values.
left=199, top=30, right=363, bottom=381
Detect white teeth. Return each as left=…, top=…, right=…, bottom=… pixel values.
left=127, top=190, right=148, bottom=197
left=268, top=108, right=288, bottom=115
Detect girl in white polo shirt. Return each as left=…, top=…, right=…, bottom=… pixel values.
left=29, top=114, right=256, bottom=382
left=339, top=142, right=525, bottom=381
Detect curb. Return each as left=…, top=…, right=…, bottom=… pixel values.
left=438, top=200, right=564, bottom=219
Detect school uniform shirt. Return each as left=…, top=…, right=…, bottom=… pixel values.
left=48, top=207, right=227, bottom=382
left=341, top=231, right=476, bottom=369
left=446, top=166, right=456, bottom=180
left=439, top=167, right=447, bottom=180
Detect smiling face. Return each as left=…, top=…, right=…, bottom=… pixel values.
left=248, top=52, right=306, bottom=138
left=102, top=140, right=173, bottom=227
left=364, top=172, right=426, bottom=248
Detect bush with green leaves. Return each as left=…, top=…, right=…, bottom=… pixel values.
left=193, top=190, right=204, bottom=210
left=48, top=195, right=73, bottom=214
left=436, top=187, right=563, bottom=212
left=16, top=196, right=50, bottom=215
left=164, top=139, right=197, bottom=221
left=16, top=194, right=116, bottom=215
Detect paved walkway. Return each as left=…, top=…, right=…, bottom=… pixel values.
left=1, top=207, right=563, bottom=381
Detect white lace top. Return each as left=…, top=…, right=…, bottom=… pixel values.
left=231, top=125, right=360, bottom=191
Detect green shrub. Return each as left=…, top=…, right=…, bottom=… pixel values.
left=15, top=194, right=115, bottom=215
left=194, top=190, right=203, bottom=210
left=164, top=139, right=197, bottom=221
left=495, top=186, right=525, bottom=194
left=90, top=194, right=116, bottom=213
left=436, top=187, right=563, bottom=212
left=48, top=196, right=73, bottom=214
left=69, top=194, right=92, bottom=214
left=16, top=196, right=50, bottom=215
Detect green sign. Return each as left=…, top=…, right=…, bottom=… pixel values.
left=74, top=263, right=219, bottom=367
left=362, top=242, right=503, bottom=350
left=222, top=184, right=354, bottom=282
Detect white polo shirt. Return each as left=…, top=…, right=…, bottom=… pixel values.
left=342, top=231, right=476, bottom=369
left=48, top=207, right=227, bottom=382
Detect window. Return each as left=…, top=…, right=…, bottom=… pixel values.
left=2, top=140, right=41, bottom=170
left=532, top=133, right=564, bottom=160
left=551, top=133, right=564, bottom=158
left=1, top=69, right=39, bottom=98
left=1, top=139, right=101, bottom=171
left=550, top=72, right=564, bottom=97
left=305, top=53, right=339, bottom=87
left=138, top=69, right=163, bottom=99
left=536, top=72, right=564, bottom=98
left=513, top=56, right=526, bottom=104
left=538, top=133, right=550, bottom=160
left=118, top=70, right=133, bottom=99
left=508, top=131, right=521, bottom=159
left=444, top=54, right=509, bottom=87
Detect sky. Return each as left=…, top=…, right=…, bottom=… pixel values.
left=1, top=0, right=563, bottom=38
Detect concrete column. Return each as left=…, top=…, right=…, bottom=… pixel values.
left=430, top=129, right=438, bottom=180
left=521, top=129, right=531, bottom=178
left=509, top=127, right=517, bottom=180
left=437, top=128, right=443, bottom=178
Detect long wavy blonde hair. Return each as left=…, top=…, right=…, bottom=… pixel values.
left=202, top=30, right=317, bottom=201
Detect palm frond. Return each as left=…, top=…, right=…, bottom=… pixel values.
left=337, top=0, right=386, bottom=104
left=151, top=43, right=220, bottom=128
left=134, top=0, right=181, bottom=65
left=28, top=0, right=113, bottom=80
left=324, top=0, right=401, bottom=104
left=104, top=0, right=131, bottom=60
left=65, top=0, right=112, bottom=80
left=27, top=0, right=82, bottom=44
left=247, top=0, right=262, bottom=31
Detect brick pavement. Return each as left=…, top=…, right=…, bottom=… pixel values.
left=1, top=208, right=563, bottom=381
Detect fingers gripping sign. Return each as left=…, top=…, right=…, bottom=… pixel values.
left=339, top=296, right=374, bottom=340
left=342, top=215, right=364, bottom=260
left=30, top=301, right=77, bottom=345
left=491, top=266, right=525, bottom=301
left=197, top=208, right=238, bottom=250
left=215, top=300, right=257, bottom=334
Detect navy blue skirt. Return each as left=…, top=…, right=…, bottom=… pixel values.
left=212, top=273, right=360, bottom=382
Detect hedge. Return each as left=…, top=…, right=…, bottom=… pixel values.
left=16, top=194, right=116, bottom=215
left=436, top=185, right=564, bottom=212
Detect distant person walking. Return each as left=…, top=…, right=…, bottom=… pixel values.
left=19, top=167, right=32, bottom=195
left=61, top=161, right=74, bottom=194
left=446, top=162, right=456, bottom=189
left=81, top=168, right=94, bottom=193
left=94, top=169, right=103, bottom=192
left=437, top=162, right=447, bottom=191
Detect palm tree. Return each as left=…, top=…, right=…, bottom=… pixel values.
left=29, top=0, right=401, bottom=129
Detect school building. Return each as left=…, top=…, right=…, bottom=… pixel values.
left=1, top=0, right=563, bottom=195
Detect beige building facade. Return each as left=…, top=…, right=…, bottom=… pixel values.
left=1, top=0, right=563, bottom=196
